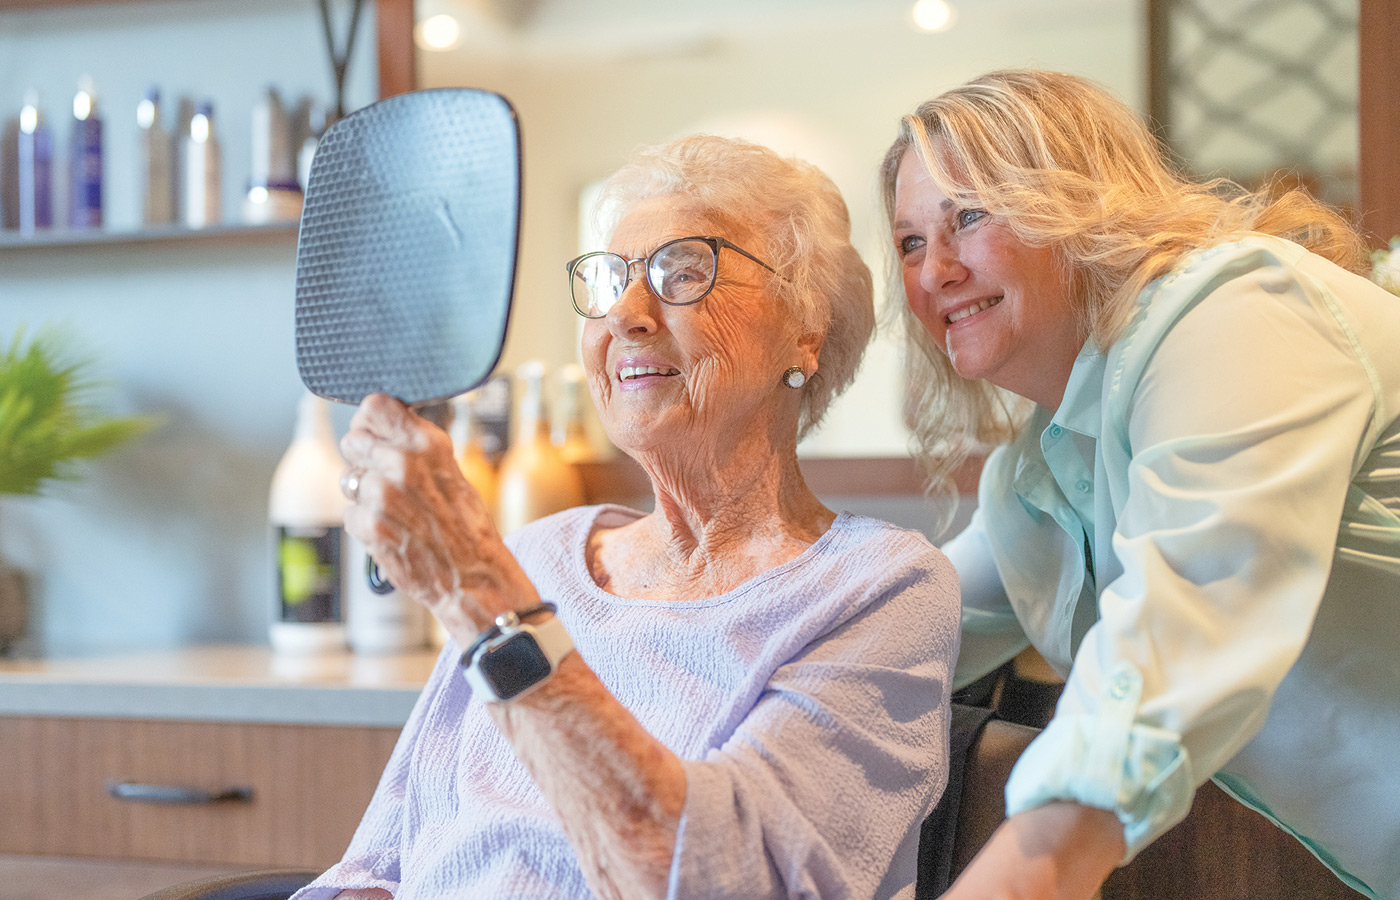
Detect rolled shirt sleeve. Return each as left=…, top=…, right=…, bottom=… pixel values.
left=999, top=242, right=1385, bottom=857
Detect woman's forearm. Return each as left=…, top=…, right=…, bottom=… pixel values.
left=944, top=802, right=1124, bottom=900
left=491, top=652, right=687, bottom=900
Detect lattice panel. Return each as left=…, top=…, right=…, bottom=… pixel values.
left=1156, top=0, right=1359, bottom=206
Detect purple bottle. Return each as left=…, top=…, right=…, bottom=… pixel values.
left=17, top=91, right=54, bottom=236
left=69, top=77, right=103, bottom=229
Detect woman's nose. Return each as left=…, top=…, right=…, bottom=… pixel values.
left=921, top=242, right=968, bottom=293
left=605, top=277, right=660, bottom=337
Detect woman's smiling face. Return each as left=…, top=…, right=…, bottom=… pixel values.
left=580, top=195, right=817, bottom=456
left=892, top=149, right=1082, bottom=409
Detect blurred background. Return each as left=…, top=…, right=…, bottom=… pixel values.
left=0, top=0, right=1383, bottom=657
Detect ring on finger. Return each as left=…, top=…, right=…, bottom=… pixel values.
left=340, top=468, right=366, bottom=503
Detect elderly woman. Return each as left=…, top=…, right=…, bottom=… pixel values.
left=295, top=135, right=959, bottom=900
left=884, top=69, right=1400, bottom=900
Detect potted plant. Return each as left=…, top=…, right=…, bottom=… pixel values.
left=0, top=326, right=154, bottom=655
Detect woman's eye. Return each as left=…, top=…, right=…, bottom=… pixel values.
left=956, top=208, right=987, bottom=229
left=898, top=234, right=925, bottom=256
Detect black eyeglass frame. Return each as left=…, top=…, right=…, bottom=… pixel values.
left=565, top=235, right=778, bottom=319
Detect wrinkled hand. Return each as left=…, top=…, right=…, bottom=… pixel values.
left=340, top=393, right=540, bottom=646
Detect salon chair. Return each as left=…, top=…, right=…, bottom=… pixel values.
left=136, top=869, right=317, bottom=900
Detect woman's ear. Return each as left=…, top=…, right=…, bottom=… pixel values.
left=797, top=329, right=824, bottom=375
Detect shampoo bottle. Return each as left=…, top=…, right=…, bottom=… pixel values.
left=181, top=102, right=221, bottom=228
left=553, top=363, right=596, bottom=464
left=496, top=362, right=586, bottom=535
left=244, top=86, right=301, bottom=224
left=17, top=91, right=53, bottom=235
left=136, top=87, right=173, bottom=226
left=451, top=390, right=500, bottom=514
left=69, top=77, right=103, bottom=229
left=269, top=392, right=348, bottom=654
left=345, top=535, right=429, bottom=655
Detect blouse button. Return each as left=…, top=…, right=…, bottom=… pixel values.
left=1076, top=479, right=1091, bottom=493
left=1110, top=672, right=1133, bottom=699
left=1048, top=425, right=1064, bottom=439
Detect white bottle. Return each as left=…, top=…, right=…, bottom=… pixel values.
left=345, top=534, right=429, bottom=656
left=136, top=87, right=173, bottom=226
left=269, top=391, right=348, bottom=654
left=181, top=101, right=221, bottom=228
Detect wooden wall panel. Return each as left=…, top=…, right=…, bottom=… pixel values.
left=1358, top=0, right=1400, bottom=244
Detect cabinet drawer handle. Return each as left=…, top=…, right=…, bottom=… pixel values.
left=107, top=781, right=254, bottom=805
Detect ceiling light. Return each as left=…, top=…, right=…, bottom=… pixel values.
left=911, top=0, right=956, bottom=33
left=415, top=14, right=462, bottom=51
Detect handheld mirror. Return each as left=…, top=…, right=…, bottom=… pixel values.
left=295, top=88, right=520, bottom=407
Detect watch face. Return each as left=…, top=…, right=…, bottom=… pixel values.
left=479, top=632, right=552, bottom=700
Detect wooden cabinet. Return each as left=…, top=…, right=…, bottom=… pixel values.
left=0, top=716, right=399, bottom=869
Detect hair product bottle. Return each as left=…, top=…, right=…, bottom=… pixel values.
left=181, top=101, right=221, bottom=228
left=244, top=86, right=302, bottom=224
left=344, top=534, right=428, bottom=656
left=269, top=392, right=347, bottom=654
left=451, top=389, right=500, bottom=514
left=553, top=363, right=596, bottom=464
left=496, top=362, right=586, bottom=535
left=17, top=91, right=53, bottom=235
left=68, top=77, right=103, bottom=229
left=136, top=87, right=173, bottom=226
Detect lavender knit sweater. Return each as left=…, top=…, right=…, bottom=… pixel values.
left=293, top=505, right=959, bottom=900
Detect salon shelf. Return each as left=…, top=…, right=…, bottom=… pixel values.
left=0, top=222, right=298, bottom=252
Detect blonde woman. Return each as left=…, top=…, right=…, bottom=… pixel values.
left=884, top=69, right=1399, bottom=900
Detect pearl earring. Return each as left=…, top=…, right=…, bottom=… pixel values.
left=782, top=366, right=807, bottom=389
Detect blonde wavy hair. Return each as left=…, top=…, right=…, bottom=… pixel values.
left=880, top=69, right=1367, bottom=521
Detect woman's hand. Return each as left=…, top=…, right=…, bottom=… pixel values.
left=941, top=802, right=1124, bottom=900
left=340, top=393, right=540, bottom=646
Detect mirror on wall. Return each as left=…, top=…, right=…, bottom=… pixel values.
left=414, top=0, right=1146, bottom=457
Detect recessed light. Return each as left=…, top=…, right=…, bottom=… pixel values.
left=911, top=0, right=956, bottom=33
left=415, top=14, right=462, bottom=51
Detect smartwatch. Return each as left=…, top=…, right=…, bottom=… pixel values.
left=461, top=606, right=574, bottom=702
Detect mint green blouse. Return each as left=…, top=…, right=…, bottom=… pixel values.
left=945, top=235, right=1400, bottom=899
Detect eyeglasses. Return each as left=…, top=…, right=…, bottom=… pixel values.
left=565, top=236, right=778, bottom=319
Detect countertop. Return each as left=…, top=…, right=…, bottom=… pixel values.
left=0, top=644, right=441, bottom=727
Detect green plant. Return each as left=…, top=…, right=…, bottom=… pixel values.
left=0, top=327, right=155, bottom=496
